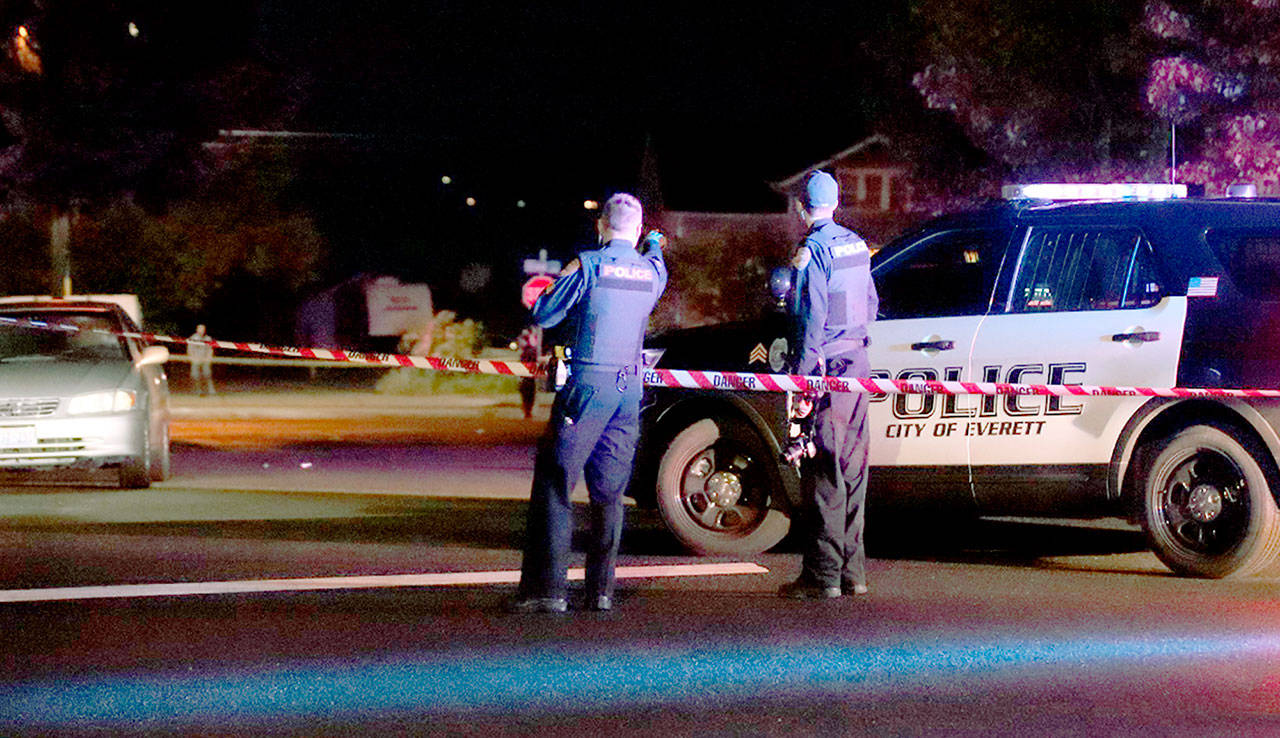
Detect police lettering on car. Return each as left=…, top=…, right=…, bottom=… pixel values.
left=635, top=181, right=1280, bottom=580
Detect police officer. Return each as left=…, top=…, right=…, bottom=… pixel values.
left=512, top=193, right=668, bottom=613
left=779, top=170, right=879, bottom=600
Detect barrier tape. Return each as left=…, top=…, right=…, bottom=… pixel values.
left=4, top=315, right=1279, bottom=399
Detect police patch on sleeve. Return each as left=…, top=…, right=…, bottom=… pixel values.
left=768, top=337, right=789, bottom=372
left=543, top=258, right=580, bottom=295
left=791, top=246, right=811, bottom=270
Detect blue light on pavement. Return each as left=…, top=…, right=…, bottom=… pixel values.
left=2, top=632, right=1275, bottom=729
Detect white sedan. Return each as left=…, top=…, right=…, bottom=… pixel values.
left=0, top=300, right=170, bottom=488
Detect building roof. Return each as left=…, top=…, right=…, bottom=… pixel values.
left=769, top=134, right=892, bottom=193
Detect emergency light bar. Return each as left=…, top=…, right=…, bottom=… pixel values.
left=1002, top=183, right=1187, bottom=201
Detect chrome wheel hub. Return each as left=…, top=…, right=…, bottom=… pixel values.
left=705, top=471, right=743, bottom=507
left=1187, top=484, right=1224, bottom=523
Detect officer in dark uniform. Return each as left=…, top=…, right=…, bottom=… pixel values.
left=779, top=170, right=879, bottom=600
left=512, top=193, right=668, bottom=613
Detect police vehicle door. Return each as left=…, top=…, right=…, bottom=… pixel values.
left=966, top=225, right=1184, bottom=513
left=869, top=227, right=1009, bottom=505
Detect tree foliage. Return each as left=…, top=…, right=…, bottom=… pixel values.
left=912, top=1, right=1155, bottom=174
left=910, top=0, right=1280, bottom=200
left=66, top=148, right=327, bottom=333
left=1143, top=0, right=1280, bottom=192
left=0, top=4, right=324, bottom=331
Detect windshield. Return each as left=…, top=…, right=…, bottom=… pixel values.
left=0, top=312, right=131, bottom=362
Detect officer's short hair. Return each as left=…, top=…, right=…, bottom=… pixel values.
left=601, top=193, right=643, bottom=232
left=801, top=170, right=839, bottom=210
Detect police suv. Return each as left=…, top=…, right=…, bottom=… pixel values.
left=631, top=183, right=1280, bottom=579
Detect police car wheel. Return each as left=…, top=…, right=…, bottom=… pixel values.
left=1139, top=424, right=1280, bottom=578
left=655, top=418, right=790, bottom=556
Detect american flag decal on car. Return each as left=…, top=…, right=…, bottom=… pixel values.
left=1187, top=276, right=1219, bottom=297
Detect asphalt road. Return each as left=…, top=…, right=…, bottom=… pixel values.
left=3, top=391, right=1280, bottom=736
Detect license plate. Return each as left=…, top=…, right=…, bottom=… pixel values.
left=0, top=426, right=37, bottom=447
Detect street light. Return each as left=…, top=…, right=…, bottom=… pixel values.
left=583, top=200, right=599, bottom=210
left=14, top=25, right=41, bottom=75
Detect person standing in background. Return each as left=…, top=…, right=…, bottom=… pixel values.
left=516, top=324, right=544, bottom=419
left=188, top=324, right=215, bottom=396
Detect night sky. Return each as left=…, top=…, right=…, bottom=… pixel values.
left=19, top=1, right=918, bottom=336
left=255, top=1, right=895, bottom=200
left=223, top=1, right=911, bottom=332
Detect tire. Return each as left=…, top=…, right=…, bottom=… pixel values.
left=149, top=422, right=171, bottom=482
left=119, top=424, right=152, bottom=489
left=1138, top=424, right=1280, bottom=578
left=655, top=418, right=790, bottom=556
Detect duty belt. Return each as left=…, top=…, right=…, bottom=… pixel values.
left=568, top=362, right=640, bottom=392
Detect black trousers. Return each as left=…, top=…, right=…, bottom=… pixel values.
left=799, top=351, right=871, bottom=589
left=518, top=367, right=642, bottom=600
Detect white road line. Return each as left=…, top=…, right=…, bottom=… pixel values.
left=0, top=562, right=770, bottom=603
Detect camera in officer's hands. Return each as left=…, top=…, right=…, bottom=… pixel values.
left=640, top=229, right=667, bottom=256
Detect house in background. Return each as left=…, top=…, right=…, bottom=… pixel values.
left=651, top=134, right=919, bottom=329
left=768, top=134, right=914, bottom=246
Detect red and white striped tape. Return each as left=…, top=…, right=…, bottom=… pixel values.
left=642, top=368, right=1280, bottom=399
left=4, top=315, right=1279, bottom=399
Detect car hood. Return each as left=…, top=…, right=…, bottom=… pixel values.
left=646, top=314, right=791, bottom=373
left=0, top=358, right=134, bottom=397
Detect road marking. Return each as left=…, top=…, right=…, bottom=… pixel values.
left=0, top=562, right=770, bottom=603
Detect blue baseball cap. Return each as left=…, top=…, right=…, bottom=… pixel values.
left=802, top=170, right=839, bottom=209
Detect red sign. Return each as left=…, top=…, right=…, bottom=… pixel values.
left=521, top=274, right=554, bottom=308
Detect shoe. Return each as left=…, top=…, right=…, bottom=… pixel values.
left=844, top=583, right=869, bottom=596
left=591, top=595, right=613, bottom=612
left=507, top=596, right=568, bottom=614
left=778, top=580, right=842, bottom=600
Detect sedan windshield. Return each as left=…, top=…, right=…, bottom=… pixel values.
left=0, top=313, right=131, bottom=362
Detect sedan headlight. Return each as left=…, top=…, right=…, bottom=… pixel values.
left=68, top=390, right=137, bottom=415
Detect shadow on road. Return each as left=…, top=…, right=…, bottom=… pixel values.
left=0, top=484, right=1160, bottom=576
left=861, top=514, right=1154, bottom=573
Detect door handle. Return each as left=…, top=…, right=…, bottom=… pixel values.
left=1111, top=331, right=1161, bottom=343
left=911, top=339, right=955, bottom=352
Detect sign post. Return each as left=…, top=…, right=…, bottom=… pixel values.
left=521, top=249, right=562, bottom=308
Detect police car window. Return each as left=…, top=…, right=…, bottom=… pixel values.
left=1011, top=227, right=1162, bottom=312
left=1206, top=230, right=1280, bottom=300
left=874, top=229, right=1003, bottom=319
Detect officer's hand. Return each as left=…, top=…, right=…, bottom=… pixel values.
left=640, top=229, right=667, bottom=256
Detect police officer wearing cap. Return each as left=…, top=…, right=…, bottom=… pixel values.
left=779, top=170, right=879, bottom=600
left=512, top=193, right=668, bottom=613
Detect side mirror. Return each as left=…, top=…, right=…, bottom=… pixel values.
left=137, top=345, right=169, bottom=367
left=769, top=267, right=793, bottom=302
